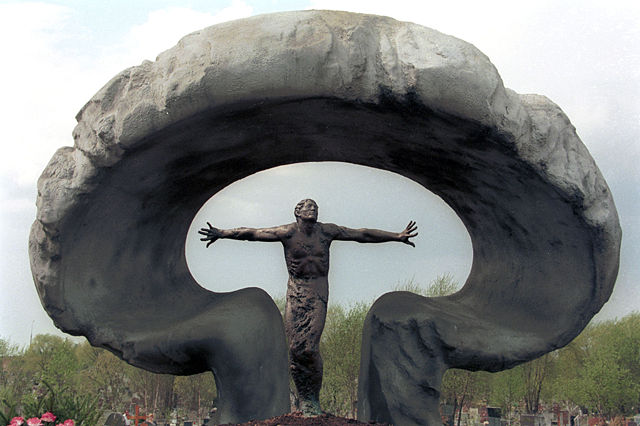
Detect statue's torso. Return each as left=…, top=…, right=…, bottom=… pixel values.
left=282, top=222, right=333, bottom=279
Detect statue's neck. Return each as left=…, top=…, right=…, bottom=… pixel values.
left=296, top=218, right=316, bottom=235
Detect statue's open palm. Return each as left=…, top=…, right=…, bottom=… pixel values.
left=199, top=222, right=221, bottom=247
left=399, top=221, right=418, bottom=247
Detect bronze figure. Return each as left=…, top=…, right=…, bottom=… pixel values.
left=199, top=199, right=417, bottom=414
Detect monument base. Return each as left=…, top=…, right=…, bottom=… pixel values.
left=219, top=411, right=391, bottom=425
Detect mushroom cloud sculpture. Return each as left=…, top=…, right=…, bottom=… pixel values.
left=29, top=10, right=621, bottom=425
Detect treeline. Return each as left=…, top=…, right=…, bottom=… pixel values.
left=0, top=335, right=215, bottom=424
left=2, top=276, right=638, bottom=424
left=437, top=313, right=640, bottom=424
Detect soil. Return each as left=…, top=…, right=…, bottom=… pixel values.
left=219, top=411, right=392, bottom=425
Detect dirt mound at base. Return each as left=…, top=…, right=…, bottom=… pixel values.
left=220, top=411, right=392, bottom=425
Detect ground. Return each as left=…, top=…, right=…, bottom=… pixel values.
left=219, top=411, right=392, bottom=425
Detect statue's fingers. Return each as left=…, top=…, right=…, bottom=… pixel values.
left=407, top=241, right=415, bottom=247
left=409, top=232, right=419, bottom=238
left=198, top=229, right=209, bottom=235
left=207, top=221, right=214, bottom=229
left=206, top=240, right=214, bottom=248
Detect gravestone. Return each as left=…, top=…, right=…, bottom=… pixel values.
left=486, top=407, right=502, bottom=426
left=29, top=10, right=620, bottom=425
left=521, top=414, right=546, bottom=426
left=104, top=413, right=126, bottom=426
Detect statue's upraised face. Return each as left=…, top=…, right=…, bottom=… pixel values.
left=294, top=199, right=318, bottom=222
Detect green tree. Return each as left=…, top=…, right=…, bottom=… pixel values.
left=579, top=343, right=636, bottom=416
left=1, top=338, right=27, bottom=424
left=425, top=273, right=459, bottom=297
left=320, top=302, right=369, bottom=417
left=547, top=337, right=585, bottom=417
left=394, top=273, right=459, bottom=297
left=542, top=313, right=640, bottom=417
left=23, top=335, right=80, bottom=391
left=174, top=373, right=216, bottom=422
left=18, top=335, right=102, bottom=424
left=571, top=314, right=640, bottom=417
left=1, top=338, right=26, bottom=393
left=489, top=368, right=524, bottom=424
left=273, top=295, right=286, bottom=316
left=0, top=339, right=21, bottom=357
left=75, top=342, right=132, bottom=411
left=125, top=365, right=175, bottom=418
left=521, top=353, right=553, bottom=414
left=441, top=369, right=477, bottom=426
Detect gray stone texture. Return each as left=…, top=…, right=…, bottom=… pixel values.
left=29, top=10, right=620, bottom=425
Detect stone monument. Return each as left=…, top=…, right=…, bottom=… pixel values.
left=29, top=10, right=620, bottom=425
left=199, top=199, right=417, bottom=414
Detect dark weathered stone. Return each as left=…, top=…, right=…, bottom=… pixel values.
left=29, top=10, right=620, bottom=426
left=355, top=87, right=621, bottom=423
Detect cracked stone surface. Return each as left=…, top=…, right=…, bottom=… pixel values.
left=29, top=10, right=620, bottom=425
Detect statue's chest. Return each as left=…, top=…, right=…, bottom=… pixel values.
left=286, top=234, right=330, bottom=258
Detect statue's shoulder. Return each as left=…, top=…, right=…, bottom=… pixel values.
left=319, top=222, right=341, bottom=235
left=280, top=222, right=297, bottom=237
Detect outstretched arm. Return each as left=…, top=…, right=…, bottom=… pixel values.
left=331, top=221, right=418, bottom=247
left=198, top=222, right=287, bottom=247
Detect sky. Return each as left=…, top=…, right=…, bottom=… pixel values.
left=0, top=0, right=638, bottom=347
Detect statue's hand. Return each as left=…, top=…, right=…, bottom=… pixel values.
left=198, top=222, right=222, bottom=248
left=399, top=221, right=418, bottom=247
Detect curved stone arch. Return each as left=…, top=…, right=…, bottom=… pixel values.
left=29, top=10, right=620, bottom=425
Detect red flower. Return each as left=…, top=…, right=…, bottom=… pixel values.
left=40, top=413, right=56, bottom=423
left=10, top=416, right=25, bottom=426
left=26, top=418, right=42, bottom=426
left=63, top=421, right=74, bottom=426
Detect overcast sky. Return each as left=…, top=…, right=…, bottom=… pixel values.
left=1, top=0, right=638, bottom=347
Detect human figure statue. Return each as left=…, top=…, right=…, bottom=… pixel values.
left=199, top=199, right=418, bottom=415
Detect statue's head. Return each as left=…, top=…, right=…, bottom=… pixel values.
left=294, top=199, right=318, bottom=222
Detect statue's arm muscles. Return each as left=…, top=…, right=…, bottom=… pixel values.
left=199, top=222, right=291, bottom=247
left=326, top=221, right=418, bottom=246
left=330, top=225, right=399, bottom=243
left=219, top=225, right=289, bottom=242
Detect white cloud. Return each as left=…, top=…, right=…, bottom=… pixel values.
left=0, top=2, right=80, bottom=185
left=0, top=1, right=255, bottom=189
left=0, top=2, right=71, bottom=37
left=1, top=197, right=34, bottom=215
left=103, top=1, right=254, bottom=69
left=305, top=0, right=552, bottom=59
